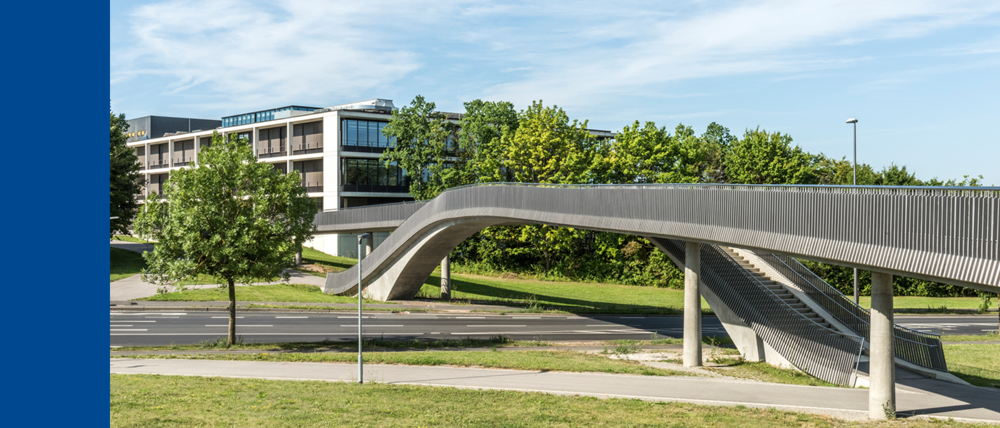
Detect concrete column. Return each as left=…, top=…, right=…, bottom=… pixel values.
left=440, top=255, right=451, bottom=300
left=869, top=272, right=895, bottom=420
left=684, top=241, right=702, bottom=367
left=168, top=139, right=174, bottom=168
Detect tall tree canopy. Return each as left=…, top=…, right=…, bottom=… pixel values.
left=135, top=133, right=317, bottom=345
left=110, top=111, right=142, bottom=237
left=379, top=95, right=455, bottom=200
left=725, top=128, right=817, bottom=184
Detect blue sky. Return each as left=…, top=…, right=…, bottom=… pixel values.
left=111, top=0, right=1000, bottom=184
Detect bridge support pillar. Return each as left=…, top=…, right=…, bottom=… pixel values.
left=441, top=255, right=451, bottom=300
left=869, top=271, right=895, bottom=420
left=684, top=241, right=702, bottom=367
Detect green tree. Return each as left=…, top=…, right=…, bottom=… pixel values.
left=457, top=99, right=520, bottom=183
left=814, top=155, right=880, bottom=185
left=502, top=101, right=603, bottom=184
left=607, top=121, right=706, bottom=184
left=700, top=122, right=736, bottom=183
left=725, top=128, right=817, bottom=184
left=380, top=95, right=456, bottom=200
left=134, top=133, right=317, bottom=345
left=110, top=111, right=142, bottom=237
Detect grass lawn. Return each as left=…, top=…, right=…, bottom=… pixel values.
left=944, top=343, right=1000, bottom=388
left=111, top=247, right=146, bottom=281
left=942, top=332, right=999, bottom=343
left=112, top=234, right=151, bottom=243
left=116, top=350, right=686, bottom=377
left=857, top=296, right=985, bottom=311
left=137, top=283, right=372, bottom=304
left=111, top=374, right=982, bottom=427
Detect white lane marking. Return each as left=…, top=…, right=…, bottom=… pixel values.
left=204, top=325, right=273, bottom=327
left=146, top=317, right=179, bottom=319
left=212, top=316, right=243, bottom=319
left=276, top=316, right=308, bottom=319
left=619, top=317, right=644, bottom=319
left=511, top=317, right=541, bottom=319
left=111, top=325, right=132, bottom=327
left=110, top=329, right=147, bottom=332
left=110, top=332, right=423, bottom=336
left=111, top=312, right=187, bottom=316
left=456, top=317, right=485, bottom=319
left=340, top=325, right=404, bottom=327
left=466, top=325, right=526, bottom=327
left=110, top=320, right=156, bottom=323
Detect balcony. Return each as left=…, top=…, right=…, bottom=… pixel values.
left=258, top=148, right=286, bottom=159
left=174, top=159, right=192, bottom=167
left=292, top=142, right=323, bottom=156
left=340, top=184, right=408, bottom=193
left=304, top=184, right=324, bottom=193
left=147, top=161, right=170, bottom=170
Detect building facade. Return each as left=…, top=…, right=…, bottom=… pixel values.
left=126, top=99, right=413, bottom=257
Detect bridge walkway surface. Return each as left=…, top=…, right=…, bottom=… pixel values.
left=110, top=358, right=1000, bottom=424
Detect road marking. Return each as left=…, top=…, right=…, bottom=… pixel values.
left=338, top=316, right=375, bottom=319
left=146, top=317, right=179, bottom=319
left=110, top=329, right=147, bottom=332
left=205, top=325, right=273, bottom=327
left=465, top=325, right=526, bottom=327
left=110, top=320, right=156, bottom=323
left=212, top=316, right=243, bottom=319
left=276, top=316, right=308, bottom=319
left=619, top=317, right=645, bottom=319
left=340, top=325, right=404, bottom=327
left=111, top=312, right=187, bottom=316
left=456, top=317, right=485, bottom=319
left=110, top=332, right=423, bottom=336
left=111, top=325, right=132, bottom=327
left=511, top=317, right=541, bottom=319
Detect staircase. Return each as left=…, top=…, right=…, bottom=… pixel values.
left=720, top=247, right=835, bottom=330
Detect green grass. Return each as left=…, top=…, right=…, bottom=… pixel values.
left=111, top=374, right=987, bottom=427
left=116, top=350, right=686, bottom=377
left=111, top=234, right=151, bottom=243
left=111, top=247, right=146, bottom=281
left=941, top=332, right=999, bottom=343
left=302, top=247, right=354, bottom=272
left=705, top=356, right=841, bottom=388
left=137, top=283, right=373, bottom=304
left=944, top=343, right=1000, bottom=388
left=857, top=296, right=985, bottom=311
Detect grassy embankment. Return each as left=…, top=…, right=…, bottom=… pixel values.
left=110, top=247, right=146, bottom=281
left=110, top=374, right=987, bottom=427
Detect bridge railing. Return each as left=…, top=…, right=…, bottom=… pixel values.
left=656, top=238, right=865, bottom=386
left=748, top=251, right=948, bottom=372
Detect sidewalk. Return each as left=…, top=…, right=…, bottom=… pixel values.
left=110, top=358, right=1000, bottom=423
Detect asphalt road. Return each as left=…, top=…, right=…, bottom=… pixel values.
left=110, top=311, right=996, bottom=347
left=110, top=312, right=727, bottom=346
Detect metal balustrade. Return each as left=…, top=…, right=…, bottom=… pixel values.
left=653, top=237, right=864, bottom=386
left=748, top=251, right=947, bottom=371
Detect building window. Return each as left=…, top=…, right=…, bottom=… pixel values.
left=293, top=159, right=323, bottom=192
left=292, top=121, right=323, bottom=155
left=341, top=119, right=393, bottom=153
left=340, top=158, right=407, bottom=193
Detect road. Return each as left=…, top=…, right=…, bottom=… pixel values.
left=110, top=312, right=727, bottom=346
left=109, top=311, right=995, bottom=347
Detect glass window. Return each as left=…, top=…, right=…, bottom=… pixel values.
left=368, top=121, right=378, bottom=147
left=378, top=122, right=387, bottom=147
left=357, top=121, right=368, bottom=147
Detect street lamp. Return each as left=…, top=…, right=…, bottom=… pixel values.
left=357, top=233, right=371, bottom=384
left=846, top=118, right=859, bottom=304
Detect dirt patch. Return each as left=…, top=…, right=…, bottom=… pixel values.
left=499, top=272, right=519, bottom=280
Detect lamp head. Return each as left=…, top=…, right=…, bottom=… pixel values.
left=846, top=118, right=858, bottom=124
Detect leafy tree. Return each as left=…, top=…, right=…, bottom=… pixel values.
left=134, top=133, right=317, bottom=345
left=110, top=111, right=142, bottom=237
left=457, top=99, right=520, bottom=183
left=725, top=128, right=817, bottom=184
left=608, top=121, right=706, bottom=184
left=380, top=95, right=456, bottom=200
left=502, top=101, right=604, bottom=184
left=879, top=164, right=920, bottom=186
left=814, top=155, right=879, bottom=185
left=700, top=122, right=736, bottom=183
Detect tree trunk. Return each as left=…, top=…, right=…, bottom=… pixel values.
left=228, top=279, right=237, bottom=346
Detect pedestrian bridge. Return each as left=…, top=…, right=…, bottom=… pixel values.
left=311, top=183, right=998, bottom=394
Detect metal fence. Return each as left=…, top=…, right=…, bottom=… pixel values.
left=654, top=237, right=864, bottom=386
left=748, top=251, right=947, bottom=371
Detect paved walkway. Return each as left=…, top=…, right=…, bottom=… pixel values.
left=111, top=240, right=325, bottom=301
left=111, top=358, right=1000, bottom=423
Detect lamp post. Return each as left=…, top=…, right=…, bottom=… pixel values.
left=357, top=233, right=371, bottom=384
left=846, top=118, right=859, bottom=304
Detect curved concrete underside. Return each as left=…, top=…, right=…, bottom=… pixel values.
left=318, top=184, right=1000, bottom=298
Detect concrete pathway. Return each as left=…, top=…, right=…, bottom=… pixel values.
left=111, top=240, right=325, bottom=301
left=111, top=358, right=1000, bottom=423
